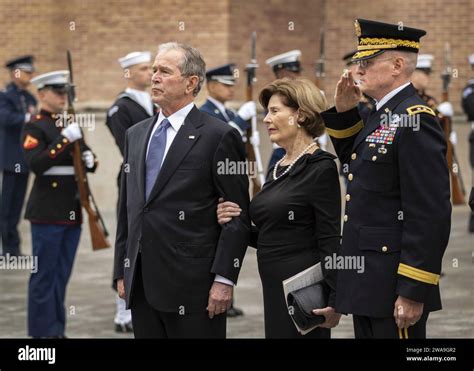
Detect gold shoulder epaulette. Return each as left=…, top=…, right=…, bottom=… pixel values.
left=406, top=105, right=436, bottom=116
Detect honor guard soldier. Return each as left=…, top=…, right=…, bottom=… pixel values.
left=200, top=63, right=252, bottom=317
left=462, top=54, right=474, bottom=232
left=22, top=70, right=98, bottom=338
left=412, top=54, right=458, bottom=145
left=106, top=51, right=155, bottom=332
left=200, top=63, right=255, bottom=143
left=0, top=55, right=37, bottom=256
left=265, top=50, right=302, bottom=169
left=322, top=19, right=451, bottom=338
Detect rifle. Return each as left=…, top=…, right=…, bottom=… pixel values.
left=314, top=26, right=325, bottom=91
left=67, top=50, right=110, bottom=250
left=441, top=43, right=465, bottom=205
left=245, top=31, right=265, bottom=196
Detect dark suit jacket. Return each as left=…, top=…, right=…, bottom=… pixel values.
left=322, top=84, right=451, bottom=317
left=113, top=105, right=250, bottom=313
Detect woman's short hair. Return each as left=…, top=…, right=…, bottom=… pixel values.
left=259, top=78, right=328, bottom=137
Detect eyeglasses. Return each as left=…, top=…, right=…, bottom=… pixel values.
left=356, top=57, right=395, bottom=69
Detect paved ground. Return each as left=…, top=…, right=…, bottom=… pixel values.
left=1, top=113, right=473, bottom=338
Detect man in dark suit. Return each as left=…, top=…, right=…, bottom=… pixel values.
left=113, top=42, right=250, bottom=338
left=0, top=55, right=37, bottom=256
left=321, top=19, right=451, bottom=338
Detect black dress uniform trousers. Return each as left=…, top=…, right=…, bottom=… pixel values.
left=353, top=312, right=429, bottom=339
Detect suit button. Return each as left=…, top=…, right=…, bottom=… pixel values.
left=143, top=207, right=149, bottom=213
left=382, top=246, right=388, bottom=252
left=50, top=149, right=56, bottom=155
left=348, top=173, right=354, bottom=181
left=57, top=144, right=62, bottom=149
left=346, top=194, right=351, bottom=202
left=63, top=138, right=68, bottom=144
left=343, top=214, right=348, bottom=222
left=369, top=143, right=376, bottom=148
left=51, top=182, right=58, bottom=188
left=372, top=155, right=377, bottom=161
left=351, top=153, right=357, bottom=160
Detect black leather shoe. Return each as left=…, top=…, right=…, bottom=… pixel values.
left=115, top=322, right=133, bottom=333
left=227, top=306, right=244, bottom=317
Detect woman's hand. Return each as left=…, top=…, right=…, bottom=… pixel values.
left=312, top=306, right=342, bottom=329
left=216, top=197, right=242, bottom=225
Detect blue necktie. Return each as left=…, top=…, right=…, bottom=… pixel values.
left=145, top=118, right=171, bottom=200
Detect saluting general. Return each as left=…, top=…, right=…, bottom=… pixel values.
left=321, top=19, right=451, bottom=339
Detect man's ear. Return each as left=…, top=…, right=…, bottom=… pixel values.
left=393, top=57, right=404, bottom=76
left=186, top=75, right=199, bottom=94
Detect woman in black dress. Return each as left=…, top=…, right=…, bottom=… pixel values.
left=218, top=78, right=342, bottom=338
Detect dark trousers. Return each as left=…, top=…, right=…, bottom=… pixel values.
left=28, top=223, right=81, bottom=337
left=353, top=312, right=429, bottom=339
left=131, top=257, right=226, bottom=339
left=1, top=172, right=28, bottom=256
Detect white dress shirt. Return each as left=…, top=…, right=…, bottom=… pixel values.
left=145, top=101, right=235, bottom=287
left=375, top=81, right=411, bottom=111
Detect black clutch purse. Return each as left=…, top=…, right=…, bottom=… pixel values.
left=287, top=282, right=328, bottom=330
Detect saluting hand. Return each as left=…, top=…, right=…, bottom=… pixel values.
left=216, top=197, right=242, bottom=225
left=334, top=69, right=362, bottom=113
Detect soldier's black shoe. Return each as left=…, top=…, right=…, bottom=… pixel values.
left=115, top=322, right=133, bottom=333
left=227, top=306, right=244, bottom=317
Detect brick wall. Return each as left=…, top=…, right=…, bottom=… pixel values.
left=0, top=0, right=472, bottom=111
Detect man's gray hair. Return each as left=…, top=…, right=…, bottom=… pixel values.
left=387, top=50, right=417, bottom=76
left=157, top=42, right=206, bottom=96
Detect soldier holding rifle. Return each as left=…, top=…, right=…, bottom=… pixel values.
left=21, top=70, right=98, bottom=338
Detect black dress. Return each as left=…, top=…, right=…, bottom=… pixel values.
left=249, top=149, right=341, bottom=338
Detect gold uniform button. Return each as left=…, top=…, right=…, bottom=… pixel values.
left=346, top=194, right=351, bottom=202
left=52, top=182, right=58, bottom=188
left=343, top=215, right=348, bottom=222
left=382, top=246, right=388, bottom=252
left=351, top=153, right=357, bottom=160
left=369, top=143, right=376, bottom=148
left=50, top=149, right=56, bottom=155
left=372, top=155, right=377, bottom=161
left=56, top=144, right=62, bottom=149
left=62, top=138, right=68, bottom=143
left=348, top=173, right=354, bottom=181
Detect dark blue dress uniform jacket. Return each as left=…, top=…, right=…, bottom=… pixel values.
left=0, top=82, right=37, bottom=172
left=321, top=83, right=451, bottom=317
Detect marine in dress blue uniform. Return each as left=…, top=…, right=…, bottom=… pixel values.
left=321, top=19, right=451, bottom=339
left=0, top=55, right=37, bottom=256
left=22, top=71, right=97, bottom=337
